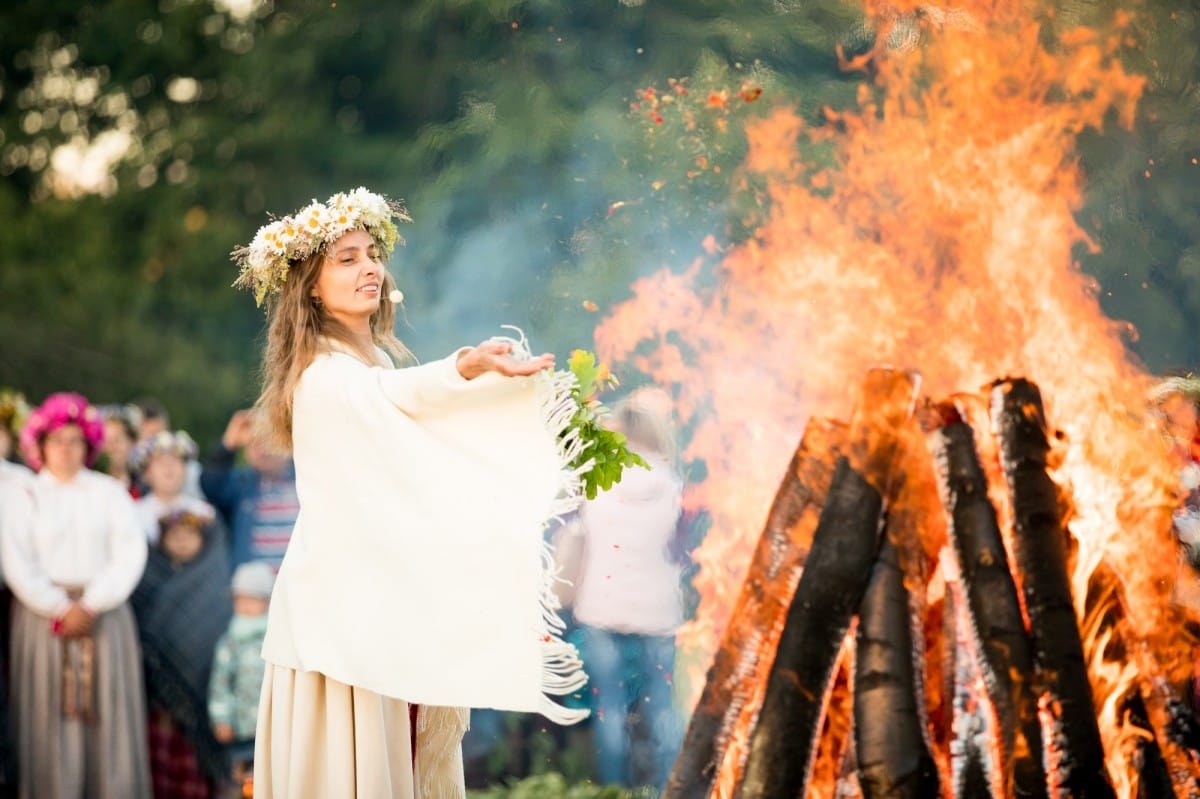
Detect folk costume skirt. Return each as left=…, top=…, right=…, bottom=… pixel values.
left=254, top=664, right=469, bottom=799
left=10, top=601, right=152, bottom=799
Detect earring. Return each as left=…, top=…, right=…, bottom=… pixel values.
left=312, top=296, right=322, bottom=307
left=389, top=289, right=404, bottom=304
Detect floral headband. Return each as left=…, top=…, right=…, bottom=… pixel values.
left=19, top=392, right=105, bottom=471
left=158, top=508, right=213, bottom=537
left=99, top=403, right=143, bottom=434
left=0, top=389, right=30, bottom=437
left=232, top=187, right=412, bottom=306
left=132, top=429, right=198, bottom=472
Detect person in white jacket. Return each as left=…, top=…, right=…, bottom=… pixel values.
left=232, top=188, right=590, bottom=799
left=2, top=392, right=150, bottom=799
left=132, top=429, right=214, bottom=544
left=569, top=388, right=686, bottom=793
left=0, top=432, right=34, bottom=791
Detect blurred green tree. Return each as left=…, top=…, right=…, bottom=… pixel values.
left=0, top=0, right=1196, bottom=448
left=0, top=0, right=861, bottom=444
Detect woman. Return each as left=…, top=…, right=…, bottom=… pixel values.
left=100, top=404, right=143, bottom=499
left=0, top=392, right=151, bottom=799
left=0, top=389, right=32, bottom=792
left=232, top=188, right=590, bottom=798
left=568, top=389, right=686, bottom=792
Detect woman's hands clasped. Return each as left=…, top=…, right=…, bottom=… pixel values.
left=456, top=339, right=554, bottom=380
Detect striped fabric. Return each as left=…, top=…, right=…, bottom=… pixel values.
left=245, top=477, right=298, bottom=572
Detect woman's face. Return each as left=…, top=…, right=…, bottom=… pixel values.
left=313, top=229, right=383, bottom=330
left=143, top=451, right=187, bottom=498
left=102, top=417, right=133, bottom=470
left=42, top=423, right=87, bottom=479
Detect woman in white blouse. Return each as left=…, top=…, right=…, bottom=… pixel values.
left=233, top=189, right=588, bottom=798
left=1, top=392, right=150, bottom=799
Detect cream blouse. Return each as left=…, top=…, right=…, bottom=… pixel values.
left=0, top=468, right=147, bottom=617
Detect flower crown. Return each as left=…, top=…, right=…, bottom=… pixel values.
left=0, top=389, right=30, bottom=436
left=159, top=508, right=213, bottom=537
left=232, top=187, right=412, bottom=306
left=19, top=392, right=105, bottom=472
left=132, top=429, right=198, bottom=472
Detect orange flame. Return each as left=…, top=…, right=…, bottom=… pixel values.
left=595, top=0, right=1186, bottom=794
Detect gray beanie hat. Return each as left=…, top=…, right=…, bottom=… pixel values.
left=231, top=561, right=276, bottom=600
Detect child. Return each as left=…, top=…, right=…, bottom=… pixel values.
left=159, top=510, right=208, bottom=566
left=135, top=430, right=214, bottom=544
left=208, top=561, right=275, bottom=791
left=131, top=508, right=233, bottom=798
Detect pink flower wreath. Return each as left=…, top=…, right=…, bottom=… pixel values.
left=19, top=392, right=105, bottom=472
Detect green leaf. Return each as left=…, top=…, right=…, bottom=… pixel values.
left=556, top=350, right=651, bottom=500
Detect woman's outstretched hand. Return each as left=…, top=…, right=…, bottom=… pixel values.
left=456, top=339, right=554, bottom=380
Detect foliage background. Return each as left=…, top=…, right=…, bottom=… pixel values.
left=2, top=0, right=1194, bottom=447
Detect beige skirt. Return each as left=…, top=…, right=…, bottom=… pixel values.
left=254, top=664, right=469, bottom=799
left=10, top=601, right=151, bottom=799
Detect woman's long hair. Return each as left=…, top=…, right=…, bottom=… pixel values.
left=254, top=238, right=411, bottom=451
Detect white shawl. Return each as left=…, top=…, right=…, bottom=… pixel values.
left=260, top=340, right=589, bottom=724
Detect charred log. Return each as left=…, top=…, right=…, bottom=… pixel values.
left=1122, top=692, right=1176, bottom=799
left=990, top=379, right=1115, bottom=798
left=935, top=420, right=1047, bottom=798
left=854, top=532, right=941, bottom=798
left=1084, top=561, right=1200, bottom=798
left=1131, top=651, right=1200, bottom=798
left=948, top=586, right=991, bottom=799
left=664, top=420, right=844, bottom=799
left=735, top=457, right=884, bottom=799
left=958, top=744, right=991, bottom=799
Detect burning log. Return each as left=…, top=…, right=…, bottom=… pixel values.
left=734, top=455, right=885, bottom=799
left=1068, top=556, right=1200, bottom=799
left=1123, top=692, right=1175, bottom=799
left=735, top=369, right=920, bottom=799
left=1085, top=562, right=1200, bottom=798
left=934, top=418, right=1047, bottom=798
left=990, top=379, right=1116, bottom=798
left=807, top=634, right=859, bottom=799
left=854, top=532, right=942, bottom=798
left=1135, top=670, right=1200, bottom=799
left=675, top=370, right=1187, bottom=798
left=855, top=411, right=945, bottom=799
left=664, top=419, right=845, bottom=799
left=944, top=552, right=994, bottom=799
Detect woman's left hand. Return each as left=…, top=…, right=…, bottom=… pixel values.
left=456, top=339, right=554, bottom=380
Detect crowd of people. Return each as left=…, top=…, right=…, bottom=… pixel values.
left=0, top=391, right=298, bottom=799
left=4, top=363, right=1200, bottom=799
left=0, top=188, right=706, bottom=799
left=0, top=382, right=699, bottom=798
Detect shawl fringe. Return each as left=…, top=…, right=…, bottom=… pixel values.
left=506, top=327, right=592, bottom=725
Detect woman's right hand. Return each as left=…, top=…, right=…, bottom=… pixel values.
left=57, top=603, right=96, bottom=638
left=222, top=409, right=255, bottom=450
